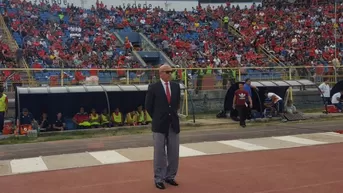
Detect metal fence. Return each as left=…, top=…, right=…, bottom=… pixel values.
left=1, top=66, right=342, bottom=91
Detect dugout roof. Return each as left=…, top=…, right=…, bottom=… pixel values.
left=250, top=79, right=316, bottom=88
left=16, top=83, right=186, bottom=94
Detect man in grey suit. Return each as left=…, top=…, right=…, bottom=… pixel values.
left=145, top=64, right=181, bottom=190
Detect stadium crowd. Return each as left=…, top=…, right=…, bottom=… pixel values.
left=0, top=0, right=341, bottom=85
left=231, top=0, right=343, bottom=74
left=1, top=0, right=144, bottom=84
left=0, top=0, right=276, bottom=82
left=1, top=0, right=343, bottom=133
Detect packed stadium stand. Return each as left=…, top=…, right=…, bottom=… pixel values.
left=234, top=0, right=343, bottom=72
left=0, top=0, right=342, bottom=87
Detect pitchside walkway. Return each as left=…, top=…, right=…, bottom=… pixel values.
left=1, top=131, right=343, bottom=177
left=1, top=138, right=343, bottom=193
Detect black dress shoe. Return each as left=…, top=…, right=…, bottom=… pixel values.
left=165, top=179, right=178, bottom=186
left=155, top=182, right=165, bottom=189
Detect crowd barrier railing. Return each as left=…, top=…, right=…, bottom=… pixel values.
left=0, top=15, right=35, bottom=85
left=0, top=66, right=342, bottom=91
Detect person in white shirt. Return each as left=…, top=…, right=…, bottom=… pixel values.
left=331, top=90, right=343, bottom=112
left=318, top=79, right=330, bottom=104
left=264, top=91, right=284, bottom=114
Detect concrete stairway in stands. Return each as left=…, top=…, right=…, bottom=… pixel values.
left=227, top=24, right=285, bottom=67
left=226, top=23, right=302, bottom=79
left=114, top=31, right=176, bottom=67
left=113, top=31, right=148, bottom=67
left=0, top=15, right=36, bottom=87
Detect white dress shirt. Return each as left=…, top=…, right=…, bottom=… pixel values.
left=267, top=92, right=282, bottom=103
left=160, top=79, right=171, bottom=98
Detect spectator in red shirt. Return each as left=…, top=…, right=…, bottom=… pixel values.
left=233, top=83, right=252, bottom=127
left=72, top=107, right=91, bottom=129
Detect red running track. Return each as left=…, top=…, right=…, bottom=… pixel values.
left=1, top=143, right=343, bottom=193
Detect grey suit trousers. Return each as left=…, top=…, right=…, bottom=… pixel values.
left=153, top=127, right=180, bottom=183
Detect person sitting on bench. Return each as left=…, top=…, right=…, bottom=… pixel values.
left=73, top=107, right=91, bottom=129
left=331, top=90, right=343, bottom=112
left=263, top=98, right=277, bottom=118
left=16, top=108, right=37, bottom=134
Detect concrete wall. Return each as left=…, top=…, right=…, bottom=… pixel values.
left=185, top=89, right=323, bottom=114
left=292, top=90, right=323, bottom=110
left=185, top=89, right=226, bottom=113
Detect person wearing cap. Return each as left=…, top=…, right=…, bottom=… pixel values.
left=0, top=86, right=8, bottom=134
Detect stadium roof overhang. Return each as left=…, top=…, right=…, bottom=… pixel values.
left=250, top=79, right=316, bottom=87
left=16, top=83, right=186, bottom=94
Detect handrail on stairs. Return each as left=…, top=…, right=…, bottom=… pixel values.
left=159, top=50, right=177, bottom=67
left=138, top=32, right=158, bottom=50
left=0, top=15, right=35, bottom=86
left=227, top=24, right=286, bottom=67
left=114, top=31, right=175, bottom=67
left=114, top=32, right=125, bottom=45
left=259, top=46, right=286, bottom=67
left=138, top=32, right=177, bottom=67
left=132, top=50, right=147, bottom=67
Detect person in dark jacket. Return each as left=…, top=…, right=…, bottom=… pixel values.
left=145, top=64, right=181, bottom=190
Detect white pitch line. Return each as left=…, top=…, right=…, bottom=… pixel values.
left=218, top=140, right=269, bottom=151
left=179, top=145, right=206, bottom=157
left=89, top=150, right=131, bottom=164
left=10, top=157, right=48, bottom=174
left=272, top=136, right=327, bottom=145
